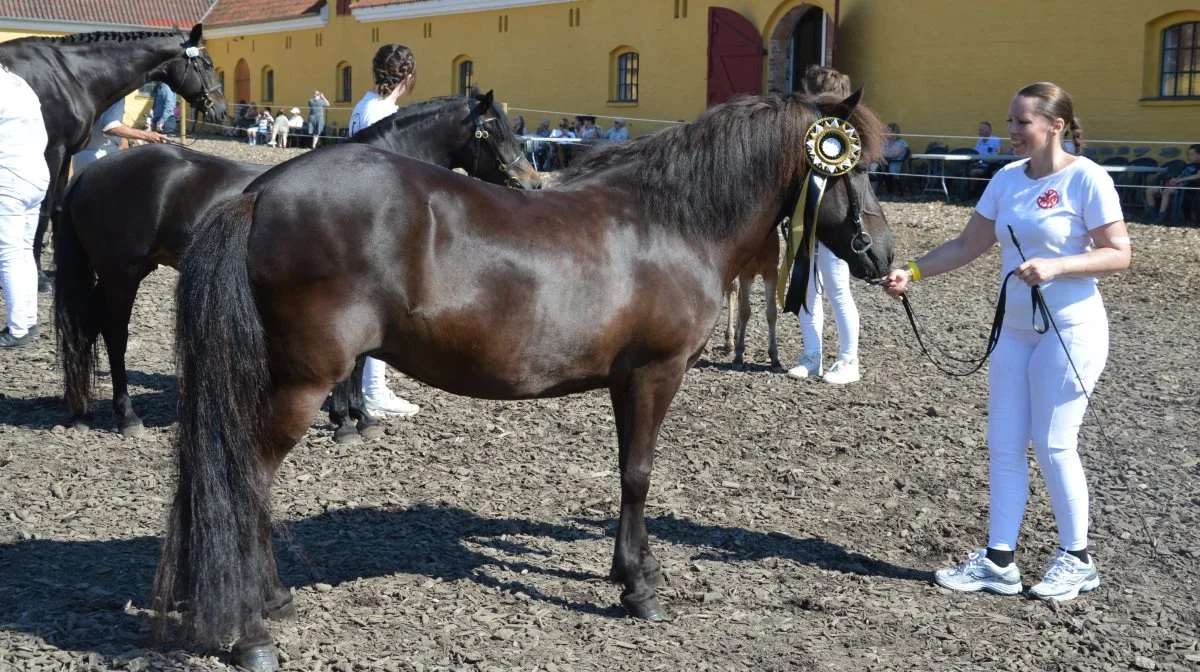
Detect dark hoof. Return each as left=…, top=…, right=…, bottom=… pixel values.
left=332, top=426, right=362, bottom=445
left=265, top=600, right=297, bottom=622
left=621, top=593, right=666, bottom=621
left=120, top=421, right=146, bottom=439
left=357, top=422, right=384, bottom=440
left=770, top=364, right=785, bottom=374
left=234, top=645, right=279, bottom=672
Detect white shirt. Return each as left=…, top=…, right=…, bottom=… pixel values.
left=0, top=68, right=50, bottom=189
left=348, top=91, right=399, bottom=137
left=975, top=135, right=1002, bottom=156
left=976, top=157, right=1123, bottom=328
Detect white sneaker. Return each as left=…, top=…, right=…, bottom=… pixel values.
left=363, top=389, right=420, bottom=417
left=934, top=548, right=1023, bottom=596
left=786, top=352, right=822, bottom=379
left=1029, top=550, right=1100, bottom=602
left=822, top=357, right=860, bottom=385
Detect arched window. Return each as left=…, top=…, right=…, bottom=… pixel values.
left=611, top=48, right=639, bottom=103
left=1161, top=21, right=1200, bottom=97
left=261, top=66, right=275, bottom=102
left=336, top=62, right=352, bottom=101
left=453, top=55, right=473, bottom=95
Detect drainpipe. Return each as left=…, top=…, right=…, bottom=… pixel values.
left=832, top=0, right=841, bottom=67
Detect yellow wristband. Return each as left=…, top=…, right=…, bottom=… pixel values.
left=906, top=261, right=923, bottom=283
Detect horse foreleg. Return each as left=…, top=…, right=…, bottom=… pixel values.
left=327, top=377, right=359, bottom=445
left=608, top=360, right=686, bottom=621
left=764, top=275, right=782, bottom=371
left=723, top=283, right=736, bottom=354
left=734, top=274, right=753, bottom=368
left=35, top=157, right=69, bottom=292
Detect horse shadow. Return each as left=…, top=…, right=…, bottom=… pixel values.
left=0, top=371, right=175, bottom=431
left=0, top=504, right=926, bottom=661
left=691, top=357, right=782, bottom=374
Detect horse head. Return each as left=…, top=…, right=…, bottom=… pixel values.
left=150, top=24, right=228, bottom=121
left=456, top=88, right=541, bottom=189
left=806, top=87, right=893, bottom=281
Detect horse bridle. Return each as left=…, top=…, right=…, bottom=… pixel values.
left=466, top=103, right=526, bottom=186
left=180, top=41, right=221, bottom=113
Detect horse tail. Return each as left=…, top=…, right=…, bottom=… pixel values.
left=53, top=178, right=98, bottom=420
left=152, top=193, right=273, bottom=648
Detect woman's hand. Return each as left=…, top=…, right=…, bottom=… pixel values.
left=881, top=267, right=912, bottom=299
left=1014, top=257, right=1064, bottom=285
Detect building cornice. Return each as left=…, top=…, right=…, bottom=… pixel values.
left=204, top=5, right=329, bottom=38
left=353, top=0, right=571, bottom=23
left=0, top=17, right=152, bottom=34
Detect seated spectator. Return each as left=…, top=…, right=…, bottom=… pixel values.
left=247, top=107, right=273, bottom=145
left=549, top=118, right=576, bottom=169
left=578, top=115, right=603, bottom=141
left=965, top=120, right=1003, bottom=196
left=512, top=115, right=526, bottom=136
left=605, top=117, right=629, bottom=142
left=1145, top=143, right=1200, bottom=223
left=879, top=122, right=909, bottom=195
left=531, top=118, right=552, bottom=165
left=269, top=109, right=290, bottom=148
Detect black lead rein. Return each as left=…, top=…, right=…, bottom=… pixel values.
left=894, top=226, right=1050, bottom=377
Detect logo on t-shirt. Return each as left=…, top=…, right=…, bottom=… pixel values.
left=1036, top=189, right=1060, bottom=209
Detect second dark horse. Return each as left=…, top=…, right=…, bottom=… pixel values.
left=55, top=91, right=539, bottom=438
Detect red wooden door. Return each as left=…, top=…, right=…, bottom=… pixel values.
left=235, top=59, right=250, bottom=103
left=707, top=7, right=764, bottom=107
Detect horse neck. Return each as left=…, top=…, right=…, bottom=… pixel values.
left=716, top=198, right=791, bottom=287
left=66, top=35, right=184, bottom=110
left=353, top=108, right=460, bottom=166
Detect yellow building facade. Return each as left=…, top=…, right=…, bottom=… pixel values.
left=4, top=1, right=1197, bottom=151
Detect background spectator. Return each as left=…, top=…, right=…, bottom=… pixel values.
left=151, top=82, right=177, bottom=134
left=307, top=90, right=328, bottom=148
left=606, top=117, right=629, bottom=142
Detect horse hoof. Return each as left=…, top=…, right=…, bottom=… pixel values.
left=357, top=422, right=384, bottom=440
left=332, top=428, right=362, bottom=445
left=621, top=593, right=666, bottom=621
left=770, top=364, right=785, bottom=374
left=234, top=645, right=279, bottom=672
left=120, top=422, right=146, bottom=439
left=730, top=362, right=745, bottom=372
left=265, top=600, right=297, bottom=622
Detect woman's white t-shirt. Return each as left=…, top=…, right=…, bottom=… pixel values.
left=348, top=91, right=399, bottom=137
left=0, top=68, right=50, bottom=190
left=975, top=157, right=1123, bottom=329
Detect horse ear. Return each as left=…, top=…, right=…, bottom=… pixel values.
left=188, top=23, right=203, bottom=44
left=479, top=89, right=494, bottom=111
left=838, top=85, right=864, bottom=118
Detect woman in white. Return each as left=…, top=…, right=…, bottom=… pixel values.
left=347, top=44, right=420, bottom=417
left=787, top=65, right=861, bottom=385
left=883, top=82, right=1130, bottom=602
left=0, top=63, right=49, bottom=348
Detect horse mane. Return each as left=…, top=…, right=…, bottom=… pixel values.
left=36, top=31, right=182, bottom=44
left=561, top=92, right=884, bottom=241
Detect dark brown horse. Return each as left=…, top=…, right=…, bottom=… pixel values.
left=153, top=90, right=892, bottom=670
left=0, top=25, right=227, bottom=290
left=54, top=91, right=538, bottom=439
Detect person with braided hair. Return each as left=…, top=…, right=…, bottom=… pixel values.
left=348, top=43, right=417, bottom=137
left=882, top=82, right=1130, bottom=602
left=347, top=44, right=421, bottom=417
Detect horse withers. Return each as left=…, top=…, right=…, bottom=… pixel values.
left=154, top=89, right=892, bottom=670
left=0, top=24, right=227, bottom=291
left=54, top=91, right=537, bottom=439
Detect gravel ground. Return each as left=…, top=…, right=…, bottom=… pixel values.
left=1, top=138, right=1197, bottom=671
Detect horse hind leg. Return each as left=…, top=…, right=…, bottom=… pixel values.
left=733, top=272, right=753, bottom=369
left=100, top=283, right=146, bottom=438
left=764, top=276, right=782, bottom=371
left=723, top=283, right=736, bottom=354
left=348, top=356, right=383, bottom=439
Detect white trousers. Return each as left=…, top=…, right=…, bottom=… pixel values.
left=986, top=319, right=1109, bottom=552
left=798, top=241, right=859, bottom=361
left=363, top=356, right=389, bottom=398
left=0, top=168, right=45, bottom=336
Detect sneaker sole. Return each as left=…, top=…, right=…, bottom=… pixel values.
left=1030, top=576, right=1100, bottom=602
left=365, top=406, right=420, bottom=418
left=786, top=370, right=820, bottom=380
left=934, top=574, right=1023, bottom=596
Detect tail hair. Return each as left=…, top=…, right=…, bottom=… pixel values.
left=53, top=178, right=100, bottom=418
left=152, top=193, right=273, bottom=648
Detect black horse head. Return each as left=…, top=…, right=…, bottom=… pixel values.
left=147, top=24, right=227, bottom=121
left=458, top=88, right=540, bottom=189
